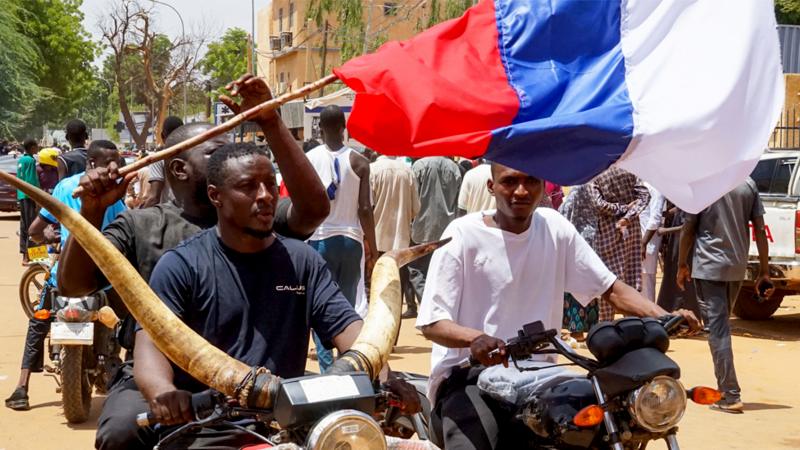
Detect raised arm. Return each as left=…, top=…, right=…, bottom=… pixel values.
left=220, top=74, right=329, bottom=238
left=623, top=180, right=651, bottom=221
left=588, top=181, right=628, bottom=217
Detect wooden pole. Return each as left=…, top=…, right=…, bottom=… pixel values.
left=72, top=73, right=339, bottom=198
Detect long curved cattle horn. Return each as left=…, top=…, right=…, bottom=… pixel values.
left=0, top=172, right=280, bottom=408
left=329, top=239, right=450, bottom=379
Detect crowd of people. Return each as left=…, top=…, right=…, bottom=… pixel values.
left=0, top=74, right=773, bottom=449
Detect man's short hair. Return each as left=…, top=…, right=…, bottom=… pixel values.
left=65, top=119, right=87, bottom=139
left=207, top=142, right=269, bottom=188
left=162, top=116, right=184, bottom=140
left=165, top=122, right=214, bottom=148
left=22, top=138, right=38, bottom=152
left=87, top=140, right=118, bottom=160
left=319, top=105, right=345, bottom=130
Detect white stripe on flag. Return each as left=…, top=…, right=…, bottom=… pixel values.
left=617, top=0, right=784, bottom=213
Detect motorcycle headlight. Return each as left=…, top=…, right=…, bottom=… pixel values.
left=628, top=376, right=687, bottom=433
left=305, top=409, right=387, bottom=450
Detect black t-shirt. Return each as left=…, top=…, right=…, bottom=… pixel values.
left=102, top=199, right=300, bottom=348
left=147, top=229, right=361, bottom=392
left=59, top=148, right=88, bottom=178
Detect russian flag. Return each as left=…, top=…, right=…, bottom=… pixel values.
left=334, top=0, right=784, bottom=213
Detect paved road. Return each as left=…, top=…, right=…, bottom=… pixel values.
left=0, top=214, right=798, bottom=449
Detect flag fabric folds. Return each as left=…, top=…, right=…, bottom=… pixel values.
left=334, top=0, right=783, bottom=213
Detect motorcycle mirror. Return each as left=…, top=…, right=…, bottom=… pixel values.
left=687, top=386, right=722, bottom=405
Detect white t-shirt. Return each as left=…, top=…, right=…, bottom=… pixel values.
left=457, top=164, right=496, bottom=213
left=416, top=208, right=616, bottom=402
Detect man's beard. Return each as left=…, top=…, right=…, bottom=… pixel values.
left=243, top=226, right=273, bottom=239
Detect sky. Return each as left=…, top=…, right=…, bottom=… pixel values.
left=80, top=0, right=268, bottom=56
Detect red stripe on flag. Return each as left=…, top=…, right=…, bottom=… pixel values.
left=334, top=0, right=519, bottom=158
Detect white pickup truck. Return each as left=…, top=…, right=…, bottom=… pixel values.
left=738, top=150, right=800, bottom=319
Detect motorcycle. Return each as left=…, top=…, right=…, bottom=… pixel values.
left=137, top=315, right=713, bottom=450
left=43, top=292, right=123, bottom=423
left=137, top=371, right=437, bottom=450
left=457, top=315, right=720, bottom=450
left=19, top=242, right=59, bottom=320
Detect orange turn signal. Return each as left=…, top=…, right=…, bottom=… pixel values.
left=689, top=386, right=722, bottom=405
left=33, top=309, right=51, bottom=320
left=573, top=404, right=604, bottom=427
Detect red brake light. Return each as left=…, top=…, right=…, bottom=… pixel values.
left=795, top=210, right=800, bottom=254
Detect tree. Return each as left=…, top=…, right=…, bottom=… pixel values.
left=18, top=0, right=98, bottom=136
left=307, top=0, right=365, bottom=64
left=421, top=0, right=472, bottom=29
left=0, top=0, right=41, bottom=137
left=201, top=27, right=249, bottom=97
left=776, top=0, right=800, bottom=25
left=101, top=0, right=206, bottom=148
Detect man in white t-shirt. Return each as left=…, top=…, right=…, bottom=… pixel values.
left=416, top=163, right=699, bottom=449
left=457, top=161, right=495, bottom=216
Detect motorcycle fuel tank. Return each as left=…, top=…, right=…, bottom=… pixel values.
left=524, top=378, right=598, bottom=449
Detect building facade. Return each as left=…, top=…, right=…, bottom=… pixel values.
left=256, top=0, right=428, bottom=95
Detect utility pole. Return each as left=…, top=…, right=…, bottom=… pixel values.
left=363, top=0, right=373, bottom=54
left=305, top=19, right=312, bottom=86
left=252, top=0, right=257, bottom=76
left=319, top=20, right=329, bottom=97
left=247, top=33, right=254, bottom=74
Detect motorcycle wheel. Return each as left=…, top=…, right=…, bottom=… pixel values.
left=18, top=263, right=49, bottom=320
left=61, top=346, right=92, bottom=424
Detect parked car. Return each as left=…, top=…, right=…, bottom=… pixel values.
left=741, top=149, right=800, bottom=319
left=0, top=155, right=20, bottom=212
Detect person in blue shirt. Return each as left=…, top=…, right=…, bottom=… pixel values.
left=5, top=140, right=126, bottom=411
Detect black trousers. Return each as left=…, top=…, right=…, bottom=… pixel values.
left=95, top=364, right=159, bottom=450
left=20, top=286, right=53, bottom=372
left=19, top=198, right=38, bottom=255
left=407, top=241, right=433, bottom=311
left=431, top=366, right=534, bottom=450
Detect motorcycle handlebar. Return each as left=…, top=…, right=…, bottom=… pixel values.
left=136, top=390, right=220, bottom=428
left=661, top=315, right=687, bottom=335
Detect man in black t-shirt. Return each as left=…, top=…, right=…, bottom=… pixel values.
left=57, top=119, right=89, bottom=179
left=134, top=144, right=363, bottom=447
left=59, top=75, right=331, bottom=450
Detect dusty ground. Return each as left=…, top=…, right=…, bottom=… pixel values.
left=0, top=214, right=798, bottom=449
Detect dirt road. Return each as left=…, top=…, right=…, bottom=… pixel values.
left=0, top=215, right=798, bottom=449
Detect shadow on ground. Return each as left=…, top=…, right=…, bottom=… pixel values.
left=742, top=402, right=793, bottom=412
left=730, top=309, right=800, bottom=342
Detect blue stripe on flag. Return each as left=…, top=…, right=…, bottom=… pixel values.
left=485, top=0, right=634, bottom=184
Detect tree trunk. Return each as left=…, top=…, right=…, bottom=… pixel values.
left=116, top=72, right=149, bottom=150
left=153, top=89, right=173, bottom=146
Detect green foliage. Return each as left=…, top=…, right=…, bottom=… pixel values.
left=777, top=0, right=800, bottom=25
left=0, top=0, right=41, bottom=137
left=201, top=28, right=249, bottom=96
left=307, top=0, right=365, bottom=62
left=419, top=0, right=471, bottom=31
left=443, top=0, right=472, bottom=20
left=18, top=0, right=98, bottom=136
